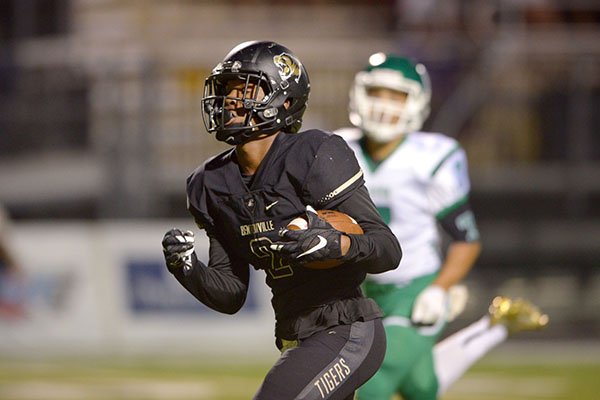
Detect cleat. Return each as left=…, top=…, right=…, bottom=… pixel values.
left=489, top=296, right=549, bottom=334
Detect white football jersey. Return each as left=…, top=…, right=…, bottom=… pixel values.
left=338, top=128, right=472, bottom=285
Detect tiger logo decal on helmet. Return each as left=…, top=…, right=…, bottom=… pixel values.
left=273, top=53, right=302, bottom=83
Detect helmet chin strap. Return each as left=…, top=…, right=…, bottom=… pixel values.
left=217, top=121, right=276, bottom=145
left=215, top=98, right=288, bottom=145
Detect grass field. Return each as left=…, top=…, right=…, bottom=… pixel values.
left=1, top=343, right=598, bottom=400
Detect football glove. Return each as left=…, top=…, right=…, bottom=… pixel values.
left=270, top=205, right=343, bottom=266
left=162, top=228, right=195, bottom=273
left=411, top=285, right=448, bottom=325
left=447, top=284, right=469, bottom=322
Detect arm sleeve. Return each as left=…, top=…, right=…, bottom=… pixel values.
left=186, top=166, right=215, bottom=230
left=428, top=146, right=471, bottom=213
left=302, top=135, right=365, bottom=208
left=335, top=185, right=402, bottom=274
left=437, top=200, right=481, bottom=242
left=171, top=233, right=250, bottom=315
left=429, top=146, right=480, bottom=243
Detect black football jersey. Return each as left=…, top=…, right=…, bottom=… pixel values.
left=182, top=129, right=401, bottom=340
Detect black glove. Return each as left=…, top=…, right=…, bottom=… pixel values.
left=162, top=228, right=195, bottom=273
left=270, top=206, right=343, bottom=266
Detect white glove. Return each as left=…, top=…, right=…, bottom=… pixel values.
left=411, top=285, right=448, bottom=325
left=447, top=284, right=469, bottom=322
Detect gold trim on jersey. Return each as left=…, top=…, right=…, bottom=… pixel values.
left=319, top=169, right=364, bottom=204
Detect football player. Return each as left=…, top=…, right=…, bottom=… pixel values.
left=433, top=295, right=548, bottom=395
left=337, top=53, right=547, bottom=400
left=162, top=41, right=402, bottom=400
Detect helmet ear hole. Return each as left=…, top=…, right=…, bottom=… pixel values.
left=262, top=108, right=278, bottom=118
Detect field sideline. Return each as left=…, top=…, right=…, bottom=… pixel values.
left=1, top=342, right=598, bottom=400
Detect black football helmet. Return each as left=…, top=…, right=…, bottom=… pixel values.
left=201, top=41, right=311, bottom=145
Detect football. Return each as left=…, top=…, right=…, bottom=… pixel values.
left=287, top=209, right=364, bottom=269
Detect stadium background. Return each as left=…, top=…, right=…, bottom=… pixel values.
left=0, top=1, right=599, bottom=399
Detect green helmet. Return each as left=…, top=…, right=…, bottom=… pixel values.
left=349, top=53, right=431, bottom=142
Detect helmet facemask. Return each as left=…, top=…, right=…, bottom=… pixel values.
left=349, top=56, right=431, bottom=143
left=202, top=71, right=285, bottom=145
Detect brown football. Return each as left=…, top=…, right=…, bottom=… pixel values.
left=287, top=209, right=364, bottom=269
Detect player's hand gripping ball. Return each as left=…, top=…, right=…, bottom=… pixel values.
left=271, top=206, right=363, bottom=269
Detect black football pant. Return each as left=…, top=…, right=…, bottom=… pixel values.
left=254, top=318, right=386, bottom=400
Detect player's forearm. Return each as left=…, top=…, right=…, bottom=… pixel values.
left=345, top=231, right=402, bottom=273
left=172, top=255, right=248, bottom=314
left=336, top=186, right=402, bottom=273
left=433, top=241, right=481, bottom=289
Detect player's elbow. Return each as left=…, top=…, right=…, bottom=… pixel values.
left=386, top=233, right=403, bottom=270
left=218, top=304, right=243, bottom=315
left=391, top=242, right=402, bottom=269
left=370, top=238, right=402, bottom=274
left=207, top=290, right=248, bottom=315
left=213, top=296, right=246, bottom=315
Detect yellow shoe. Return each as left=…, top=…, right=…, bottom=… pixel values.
left=489, top=296, right=549, bottom=334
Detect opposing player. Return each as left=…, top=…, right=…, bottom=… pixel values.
left=161, top=41, right=402, bottom=400
left=433, top=295, right=549, bottom=395
left=337, top=53, right=547, bottom=399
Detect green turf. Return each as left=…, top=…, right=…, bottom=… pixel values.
left=442, top=362, right=600, bottom=400
left=0, top=354, right=598, bottom=399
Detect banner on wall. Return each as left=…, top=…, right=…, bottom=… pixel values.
left=0, top=221, right=275, bottom=357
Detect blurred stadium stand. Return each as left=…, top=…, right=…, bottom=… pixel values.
left=1, top=0, right=599, bottom=341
